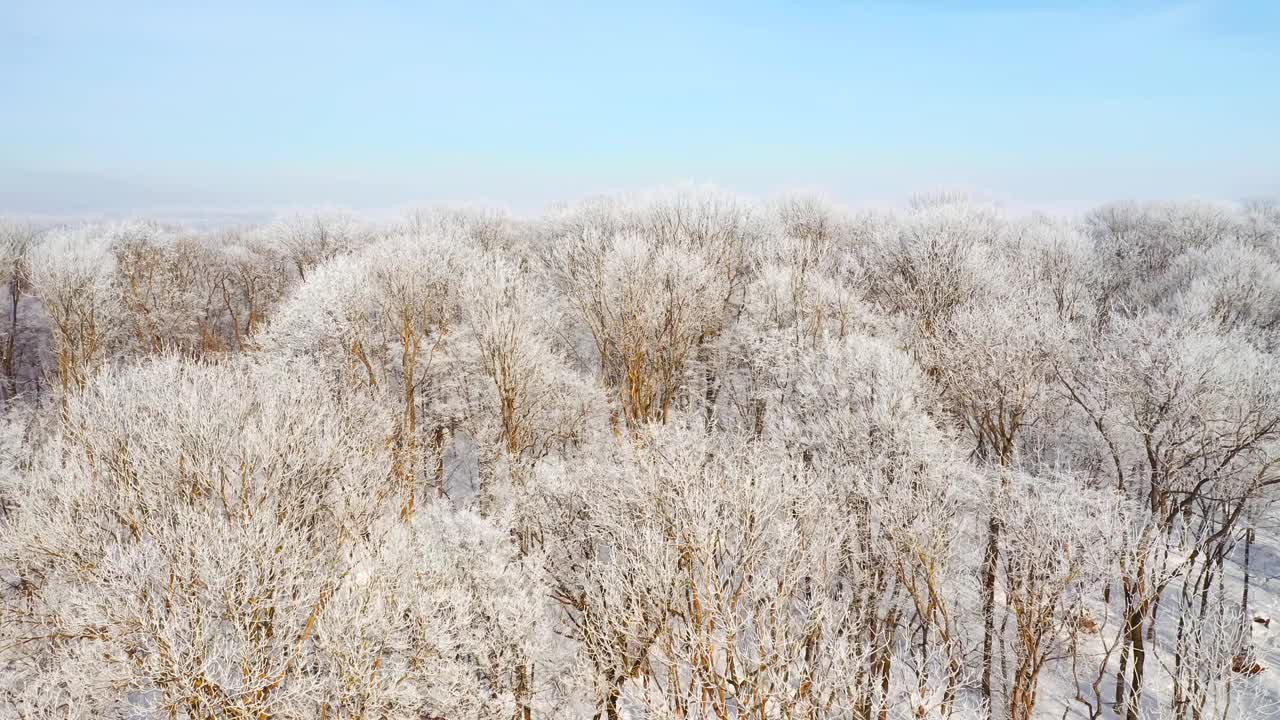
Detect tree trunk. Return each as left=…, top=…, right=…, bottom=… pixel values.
left=1125, top=602, right=1146, bottom=720
left=1243, top=527, right=1254, bottom=648
left=981, top=515, right=1001, bottom=708
left=604, top=683, right=621, bottom=720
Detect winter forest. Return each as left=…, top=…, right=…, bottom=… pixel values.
left=3, top=189, right=1280, bottom=720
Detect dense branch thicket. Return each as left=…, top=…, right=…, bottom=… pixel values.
left=2, top=192, right=1280, bottom=719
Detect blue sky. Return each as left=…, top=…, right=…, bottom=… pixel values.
left=2, top=0, right=1277, bottom=216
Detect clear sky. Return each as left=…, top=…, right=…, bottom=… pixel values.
left=2, top=0, right=1277, bottom=218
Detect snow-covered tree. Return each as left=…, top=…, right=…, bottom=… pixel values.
left=4, top=188, right=1280, bottom=720
left=540, top=188, right=760, bottom=426
left=24, top=225, right=119, bottom=395
left=0, top=220, right=34, bottom=402
left=0, top=354, right=545, bottom=719
left=262, top=231, right=476, bottom=511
